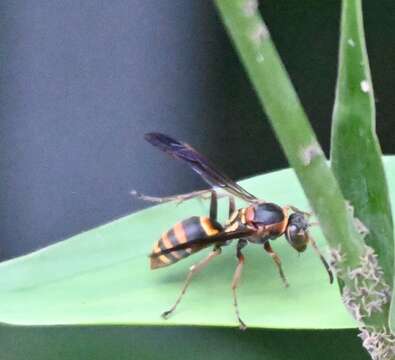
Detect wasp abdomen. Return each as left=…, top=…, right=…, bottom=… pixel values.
left=150, top=216, right=223, bottom=269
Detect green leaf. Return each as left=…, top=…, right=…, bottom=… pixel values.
left=0, top=326, right=370, bottom=360
left=331, top=0, right=394, bottom=294
left=4, top=158, right=395, bottom=358
left=0, top=165, right=367, bottom=330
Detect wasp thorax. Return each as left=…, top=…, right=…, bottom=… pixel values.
left=251, top=203, right=284, bottom=225
left=285, top=213, right=309, bottom=252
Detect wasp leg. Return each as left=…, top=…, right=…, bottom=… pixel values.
left=231, top=239, right=248, bottom=331
left=209, top=190, right=218, bottom=220
left=131, top=189, right=211, bottom=204
left=263, top=242, right=289, bottom=288
left=308, top=234, right=334, bottom=284
left=161, top=247, right=222, bottom=319
left=228, top=196, right=236, bottom=218
left=225, top=196, right=239, bottom=229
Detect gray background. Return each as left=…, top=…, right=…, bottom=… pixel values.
left=0, top=1, right=394, bottom=260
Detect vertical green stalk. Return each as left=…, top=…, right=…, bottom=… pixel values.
left=214, top=1, right=394, bottom=354
left=331, top=0, right=394, bottom=290
left=213, top=0, right=364, bottom=264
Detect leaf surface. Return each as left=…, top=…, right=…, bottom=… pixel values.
left=10, top=162, right=395, bottom=330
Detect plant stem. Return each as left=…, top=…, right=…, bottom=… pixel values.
left=214, top=1, right=395, bottom=344
left=213, top=0, right=364, bottom=263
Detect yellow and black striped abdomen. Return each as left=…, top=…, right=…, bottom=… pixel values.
left=150, top=216, right=223, bottom=269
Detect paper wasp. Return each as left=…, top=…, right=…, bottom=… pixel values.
left=134, top=132, right=333, bottom=330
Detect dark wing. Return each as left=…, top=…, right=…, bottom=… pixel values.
left=145, top=132, right=258, bottom=203
left=150, top=228, right=255, bottom=258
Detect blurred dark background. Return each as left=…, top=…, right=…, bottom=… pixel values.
left=0, top=1, right=394, bottom=261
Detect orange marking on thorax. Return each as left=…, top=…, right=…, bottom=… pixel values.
left=240, top=209, right=246, bottom=224
left=228, top=210, right=238, bottom=223
left=225, top=221, right=239, bottom=232
left=245, top=206, right=255, bottom=223
left=278, top=207, right=289, bottom=234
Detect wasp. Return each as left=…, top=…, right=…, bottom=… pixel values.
left=134, top=132, right=333, bottom=330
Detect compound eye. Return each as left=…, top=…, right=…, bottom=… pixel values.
left=285, top=225, right=298, bottom=241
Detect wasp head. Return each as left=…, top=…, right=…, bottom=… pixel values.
left=285, top=212, right=310, bottom=252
